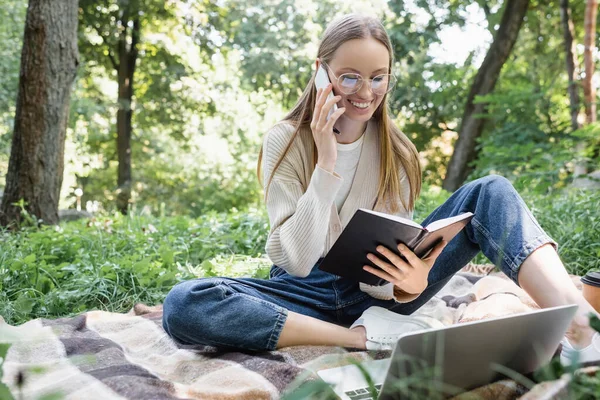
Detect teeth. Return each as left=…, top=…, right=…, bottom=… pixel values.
left=350, top=100, right=371, bottom=109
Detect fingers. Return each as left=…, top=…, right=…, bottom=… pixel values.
left=318, top=94, right=342, bottom=128
left=311, top=84, right=337, bottom=130
left=397, top=243, right=420, bottom=266
left=324, top=106, right=345, bottom=132
left=363, top=263, right=397, bottom=285
left=423, top=240, right=447, bottom=267
left=314, top=84, right=333, bottom=125
left=375, top=245, right=411, bottom=272
left=365, top=250, right=408, bottom=283
left=310, top=87, right=323, bottom=130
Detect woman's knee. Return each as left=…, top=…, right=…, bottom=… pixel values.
left=162, top=278, right=225, bottom=340
left=463, top=175, right=517, bottom=206
left=163, top=280, right=192, bottom=316
left=475, top=174, right=514, bottom=193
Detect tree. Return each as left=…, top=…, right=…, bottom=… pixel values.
left=582, top=0, right=598, bottom=126
left=385, top=0, right=493, bottom=185
left=575, top=0, right=599, bottom=177
left=79, top=0, right=213, bottom=214
left=560, top=0, right=582, bottom=133
left=443, top=0, right=530, bottom=191
left=0, top=0, right=79, bottom=227
left=80, top=0, right=143, bottom=214
left=465, top=1, right=595, bottom=193
left=561, top=0, right=588, bottom=178
left=112, top=3, right=139, bottom=214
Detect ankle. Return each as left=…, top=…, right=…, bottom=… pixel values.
left=565, top=315, right=596, bottom=348
left=350, top=326, right=367, bottom=349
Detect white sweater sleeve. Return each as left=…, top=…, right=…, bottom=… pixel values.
left=262, top=124, right=343, bottom=277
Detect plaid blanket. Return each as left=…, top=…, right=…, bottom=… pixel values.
left=0, top=265, right=595, bottom=400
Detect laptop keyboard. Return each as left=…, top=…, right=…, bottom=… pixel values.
left=344, top=384, right=382, bottom=400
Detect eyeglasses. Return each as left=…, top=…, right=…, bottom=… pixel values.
left=321, top=61, right=396, bottom=96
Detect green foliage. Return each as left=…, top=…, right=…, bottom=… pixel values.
left=72, top=0, right=220, bottom=211
left=9, top=198, right=38, bottom=228
left=0, top=207, right=270, bottom=325
left=590, top=314, right=600, bottom=334
left=76, top=139, right=265, bottom=216
left=412, top=184, right=452, bottom=222
left=0, top=0, right=24, bottom=112
left=385, top=0, right=501, bottom=186
left=573, top=122, right=600, bottom=171
left=3, top=0, right=595, bottom=215
left=469, top=86, right=573, bottom=193
left=530, top=188, right=600, bottom=277
left=569, top=371, right=600, bottom=400
left=208, top=0, right=320, bottom=110
left=467, top=0, right=594, bottom=194
left=0, top=343, right=15, bottom=400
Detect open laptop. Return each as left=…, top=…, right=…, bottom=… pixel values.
left=317, top=304, right=578, bottom=400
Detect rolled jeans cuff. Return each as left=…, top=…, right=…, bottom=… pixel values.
left=266, top=308, right=288, bottom=351
left=508, top=234, right=558, bottom=288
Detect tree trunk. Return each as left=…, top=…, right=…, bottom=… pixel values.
left=583, top=0, right=598, bottom=126
left=115, top=10, right=140, bottom=214
left=442, top=0, right=530, bottom=192
left=574, top=0, right=599, bottom=177
left=0, top=0, right=78, bottom=227
left=560, top=0, right=582, bottom=133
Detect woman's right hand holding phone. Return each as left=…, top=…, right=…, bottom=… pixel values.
left=310, top=84, right=345, bottom=173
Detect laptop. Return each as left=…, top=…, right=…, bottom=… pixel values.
left=317, top=304, right=578, bottom=400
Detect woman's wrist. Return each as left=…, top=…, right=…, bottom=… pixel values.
left=393, top=285, right=421, bottom=303
left=317, top=159, right=336, bottom=173
left=393, top=285, right=419, bottom=296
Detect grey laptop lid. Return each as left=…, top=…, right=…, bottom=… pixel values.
left=379, top=304, right=578, bottom=399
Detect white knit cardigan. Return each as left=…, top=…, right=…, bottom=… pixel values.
left=261, top=119, right=420, bottom=303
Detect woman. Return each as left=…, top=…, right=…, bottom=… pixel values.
left=162, top=14, right=599, bottom=364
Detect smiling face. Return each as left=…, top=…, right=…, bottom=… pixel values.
left=323, top=37, right=390, bottom=122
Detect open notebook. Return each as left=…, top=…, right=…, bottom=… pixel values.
left=318, top=209, right=474, bottom=286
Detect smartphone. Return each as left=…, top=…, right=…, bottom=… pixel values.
left=314, top=64, right=341, bottom=134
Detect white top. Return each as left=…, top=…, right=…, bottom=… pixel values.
left=333, top=134, right=365, bottom=212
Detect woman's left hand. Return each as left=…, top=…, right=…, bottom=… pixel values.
left=363, top=241, right=447, bottom=294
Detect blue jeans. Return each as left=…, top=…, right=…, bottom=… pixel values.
left=162, top=175, right=557, bottom=351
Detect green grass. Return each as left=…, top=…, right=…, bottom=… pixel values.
left=530, top=189, right=600, bottom=277
left=0, top=207, right=271, bottom=325
left=0, top=186, right=598, bottom=326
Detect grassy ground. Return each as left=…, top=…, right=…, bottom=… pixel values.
left=0, top=186, right=598, bottom=326
left=0, top=207, right=271, bottom=325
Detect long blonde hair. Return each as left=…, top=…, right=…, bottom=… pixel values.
left=257, top=14, right=421, bottom=213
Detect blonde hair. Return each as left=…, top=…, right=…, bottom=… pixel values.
left=257, top=13, right=421, bottom=213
